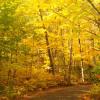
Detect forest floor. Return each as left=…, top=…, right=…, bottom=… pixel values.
left=22, top=85, right=91, bottom=100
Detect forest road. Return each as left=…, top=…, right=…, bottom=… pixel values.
left=29, top=85, right=91, bottom=100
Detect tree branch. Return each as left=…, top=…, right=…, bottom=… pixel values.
left=86, top=0, right=100, bottom=15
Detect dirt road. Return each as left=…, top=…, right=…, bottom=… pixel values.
left=31, top=85, right=91, bottom=100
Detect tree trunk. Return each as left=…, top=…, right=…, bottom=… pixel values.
left=45, top=32, right=55, bottom=75
left=60, top=29, right=67, bottom=81
left=78, top=24, right=85, bottom=83
left=91, top=38, right=96, bottom=64
left=67, top=38, right=73, bottom=85
left=39, top=8, right=55, bottom=75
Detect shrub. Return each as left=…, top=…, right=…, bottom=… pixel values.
left=92, top=65, right=100, bottom=75
left=0, top=84, right=5, bottom=95
left=90, top=84, right=100, bottom=95
left=88, top=84, right=100, bottom=100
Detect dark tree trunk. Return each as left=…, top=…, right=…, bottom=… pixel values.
left=67, top=38, right=73, bottom=85
left=39, top=8, right=55, bottom=75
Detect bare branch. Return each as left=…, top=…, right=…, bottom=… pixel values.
left=85, top=29, right=100, bottom=37
left=86, top=0, right=100, bottom=15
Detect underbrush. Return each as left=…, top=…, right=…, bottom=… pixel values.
left=81, top=84, right=100, bottom=100
left=0, top=67, right=66, bottom=100
left=90, top=83, right=100, bottom=95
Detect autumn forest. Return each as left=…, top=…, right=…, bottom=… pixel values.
left=0, top=0, right=100, bottom=100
